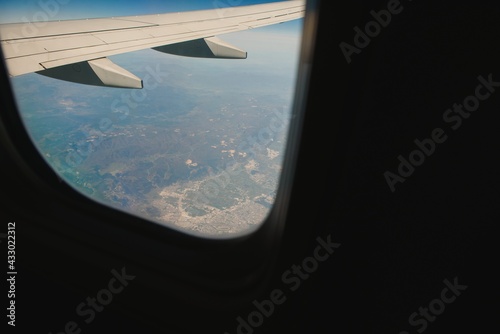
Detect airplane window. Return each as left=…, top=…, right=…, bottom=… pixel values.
left=0, top=0, right=305, bottom=238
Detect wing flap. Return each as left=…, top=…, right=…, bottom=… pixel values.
left=239, top=10, right=305, bottom=29
left=93, top=29, right=158, bottom=44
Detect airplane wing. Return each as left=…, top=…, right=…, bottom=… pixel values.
left=0, top=0, right=305, bottom=88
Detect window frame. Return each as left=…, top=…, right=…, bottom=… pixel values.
left=0, top=0, right=321, bottom=328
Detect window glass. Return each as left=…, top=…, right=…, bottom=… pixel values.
left=0, top=0, right=304, bottom=238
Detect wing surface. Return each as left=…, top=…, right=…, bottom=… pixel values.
left=0, top=0, right=305, bottom=87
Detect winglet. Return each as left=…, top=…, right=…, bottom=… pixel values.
left=37, top=58, right=143, bottom=89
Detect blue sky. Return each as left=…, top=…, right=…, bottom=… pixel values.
left=0, top=0, right=294, bottom=23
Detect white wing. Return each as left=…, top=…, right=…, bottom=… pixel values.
left=0, top=0, right=305, bottom=88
